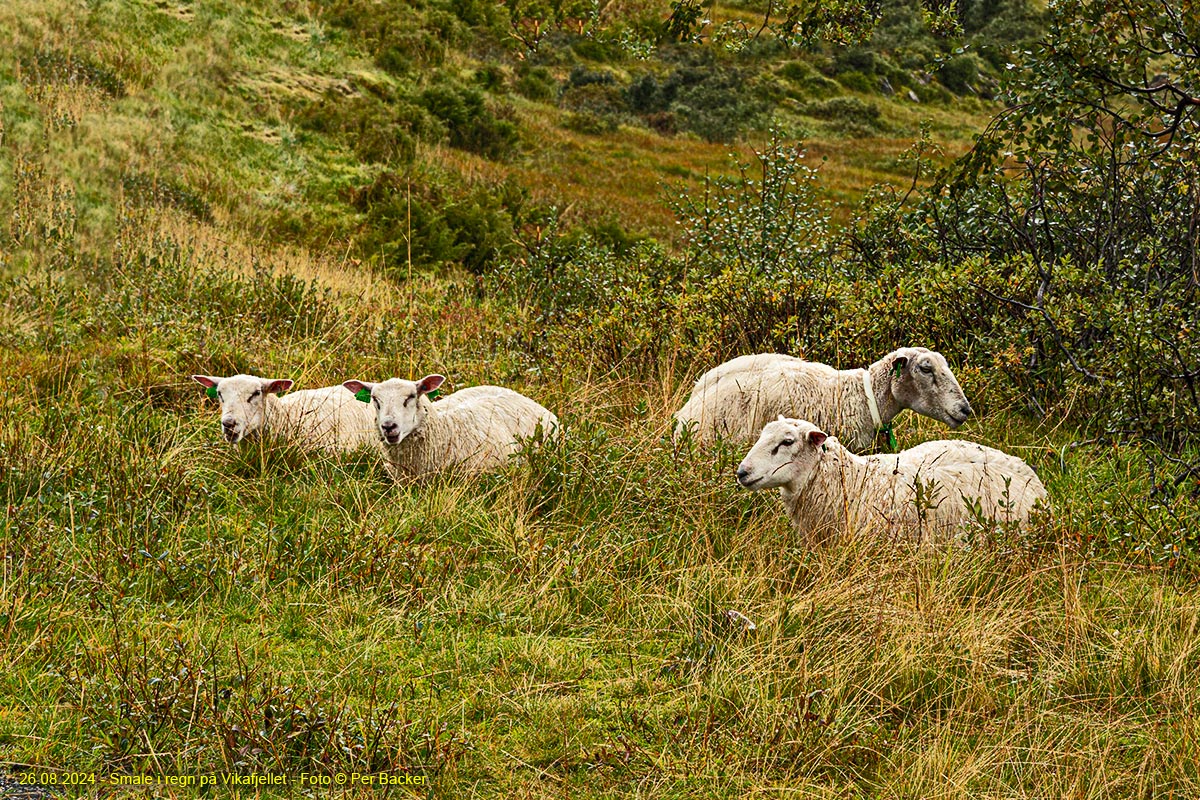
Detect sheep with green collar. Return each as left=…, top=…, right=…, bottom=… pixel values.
left=673, top=348, right=973, bottom=452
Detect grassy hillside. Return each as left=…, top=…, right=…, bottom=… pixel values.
left=2, top=0, right=1199, bottom=797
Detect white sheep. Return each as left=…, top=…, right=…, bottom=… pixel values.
left=674, top=348, right=973, bottom=451
left=736, top=417, right=1048, bottom=544
left=341, top=375, right=559, bottom=479
left=191, top=373, right=377, bottom=452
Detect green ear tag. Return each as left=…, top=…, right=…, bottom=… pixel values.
left=355, top=388, right=372, bottom=403
left=427, top=389, right=441, bottom=400
left=893, top=363, right=904, bottom=379
left=883, top=423, right=898, bottom=452
left=206, top=386, right=218, bottom=400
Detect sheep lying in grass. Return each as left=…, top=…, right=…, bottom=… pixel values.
left=674, top=348, right=973, bottom=451
left=736, top=417, right=1048, bottom=544
left=342, top=375, right=559, bottom=479
left=191, top=374, right=377, bottom=452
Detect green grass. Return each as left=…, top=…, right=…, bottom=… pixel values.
left=2, top=0, right=1199, bottom=797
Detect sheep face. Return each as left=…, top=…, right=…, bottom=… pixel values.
left=343, top=375, right=445, bottom=446
left=736, top=417, right=829, bottom=492
left=192, top=374, right=293, bottom=443
left=889, top=348, right=973, bottom=428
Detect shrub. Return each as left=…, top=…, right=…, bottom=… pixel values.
left=20, top=49, right=127, bottom=97
left=350, top=172, right=527, bottom=274
left=419, top=84, right=520, bottom=160
left=836, top=70, right=877, bottom=93
left=670, top=67, right=767, bottom=143
left=804, top=96, right=882, bottom=132
left=564, top=111, right=616, bottom=135
left=560, top=83, right=628, bottom=118
left=566, top=66, right=616, bottom=88
left=778, top=60, right=843, bottom=98
left=935, top=51, right=985, bottom=94
left=516, top=66, right=559, bottom=101
left=902, top=0, right=1200, bottom=451
left=296, top=90, right=431, bottom=164
left=833, top=47, right=879, bottom=75
left=626, top=72, right=666, bottom=113
left=670, top=134, right=831, bottom=279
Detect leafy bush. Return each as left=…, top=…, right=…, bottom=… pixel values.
left=833, top=47, right=880, bottom=75
left=321, top=0, right=459, bottom=71
left=516, top=65, right=559, bottom=101
left=670, top=67, right=767, bottom=142
left=935, top=51, right=984, bottom=94
left=881, top=0, right=1200, bottom=455
left=622, top=51, right=769, bottom=142
left=566, top=66, right=616, bottom=88
left=351, top=171, right=528, bottom=273
left=419, top=83, right=520, bottom=159
left=804, top=96, right=882, bottom=133
left=563, top=111, right=617, bottom=135
left=296, top=90, right=431, bottom=164
left=835, top=70, right=877, bottom=93
left=489, top=136, right=836, bottom=367
left=560, top=83, right=628, bottom=118
left=778, top=60, right=843, bottom=99
left=21, top=48, right=127, bottom=97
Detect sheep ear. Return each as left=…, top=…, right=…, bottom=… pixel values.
left=892, top=356, right=909, bottom=377
left=807, top=430, right=828, bottom=447
left=777, top=414, right=788, bottom=422
left=262, top=379, right=293, bottom=395
left=417, top=374, right=446, bottom=395
left=343, top=380, right=373, bottom=402
left=193, top=375, right=220, bottom=399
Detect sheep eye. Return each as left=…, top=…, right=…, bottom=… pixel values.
left=250, top=390, right=262, bottom=399
left=781, top=438, right=795, bottom=447
left=919, top=365, right=934, bottom=375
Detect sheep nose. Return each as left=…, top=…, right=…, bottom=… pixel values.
left=960, top=403, right=973, bottom=418
left=381, top=421, right=398, bottom=435
left=736, top=466, right=750, bottom=483
left=222, top=419, right=237, bottom=431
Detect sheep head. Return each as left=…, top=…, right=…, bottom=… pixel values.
left=343, top=374, right=445, bottom=446
left=737, top=417, right=829, bottom=492
left=888, top=347, right=973, bottom=428
left=192, top=374, right=293, bottom=443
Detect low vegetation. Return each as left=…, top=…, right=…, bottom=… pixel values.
left=1, top=0, right=1198, bottom=796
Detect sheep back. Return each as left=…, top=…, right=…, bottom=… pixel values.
left=277, top=386, right=379, bottom=453
left=388, top=386, right=558, bottom=478
left=677, top=354, right=873, bottom=448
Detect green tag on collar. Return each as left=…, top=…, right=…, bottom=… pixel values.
left=882, top=423, right=898, bottom=452
left=355, top=388, right=372, bottom=403
left=206, top=386, right=218, bottom=400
